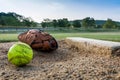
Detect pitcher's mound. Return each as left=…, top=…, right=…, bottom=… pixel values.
left=0, top=40, right=120, bottom=80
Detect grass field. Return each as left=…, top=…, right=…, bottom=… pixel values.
left=0, top=34, right=18, bottom=42
left=0, top=32, right=120, bottom=42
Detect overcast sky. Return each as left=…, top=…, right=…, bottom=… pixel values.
left=0, top=0, right=120, bottom=22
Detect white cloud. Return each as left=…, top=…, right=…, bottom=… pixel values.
left=0, top=0, right=120, bottom=22
left=46, top=2, right=65, bottom=10
left=0, top=0, right=66, bottom=22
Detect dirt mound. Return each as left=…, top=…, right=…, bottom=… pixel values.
left=0, top=40, right=120, bottom=80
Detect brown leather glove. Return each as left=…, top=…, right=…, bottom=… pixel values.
left=18, top=29, right=58, bottom=51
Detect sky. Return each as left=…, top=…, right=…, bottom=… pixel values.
left=0, top=0, right=120, bottom=22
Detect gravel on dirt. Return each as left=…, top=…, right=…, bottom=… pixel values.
left=0, top=40, right=120, bottom=80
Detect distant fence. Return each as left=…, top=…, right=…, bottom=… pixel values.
left=0, top=27, right=63, bottom=33
left=0, top=27, right=120, bottom=33
left=0, top=27, right=42, bottom=33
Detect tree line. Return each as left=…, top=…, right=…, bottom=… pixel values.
left=41, top=17, right=120, bottom=29
left=0, top=12, right=120, bottom=29
left=0, top=12, right=37, bottom=27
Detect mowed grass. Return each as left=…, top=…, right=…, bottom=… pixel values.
left=0, top=32, right=120, bottom=42
left=51, top=32, right=120, bottom=42
left=0, top=34, right=18, bottom=42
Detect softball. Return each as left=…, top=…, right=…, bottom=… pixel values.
left=7, top=42, right=33, bottom=67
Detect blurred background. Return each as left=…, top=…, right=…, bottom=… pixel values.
left=0, top=0, right=120, bottom=42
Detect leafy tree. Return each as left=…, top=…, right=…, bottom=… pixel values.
left=31, top=21, right=37, bottom=27
left=57, top=19, right=64, bottom=27
left=52, top=19, right=58, bottom=27
left=41, top=18, right=70, bottom=28
left=41, top=18, right=53, bottom=28
left=0, top=12, right=37, bottom=27
left=82, top=17, right=95, bottom=28
left=41, top=22, right=48, bottom=28
left=103, top=19, right=117, bottom=29
left=0, top=16, right=5, bottom=26
left=58, top=18, right=70, bottom=27
left=72, top=20, right=81, bottom=28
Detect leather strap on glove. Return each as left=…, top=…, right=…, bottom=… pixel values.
left=18, top=29, right=58, bottom=51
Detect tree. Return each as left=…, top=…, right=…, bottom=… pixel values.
left=72, top=20, right=81, bottom=28
left=81, top=17, right=95, bottom=28
left=103, top=19, right=117, bottom=29
left=58, top=18, right=70, bottom=27
left=0, top=12, right=37, bottom=27
left=52, top=19, right=58, bottom=27
left=0, top=16, right=5, bottom=26
left=41, top=18, right=53, bottom=28
left=22, top=18, right=31, bottom=27
left=41, top=22, right=47, bottom=28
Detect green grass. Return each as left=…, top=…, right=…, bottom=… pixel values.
left=51, top=32, right=120, bottom=42
left=0, top=32, right=120, bottom=42
left=0, top=34, right=18, bottom=42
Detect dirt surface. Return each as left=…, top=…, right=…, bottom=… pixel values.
left=0, top=40, right=120, bottom=80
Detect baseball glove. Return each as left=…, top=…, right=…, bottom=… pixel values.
left=18, top=29, right=58, bottom=51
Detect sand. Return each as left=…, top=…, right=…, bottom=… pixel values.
left=0, top=40, right=120, bottom=80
